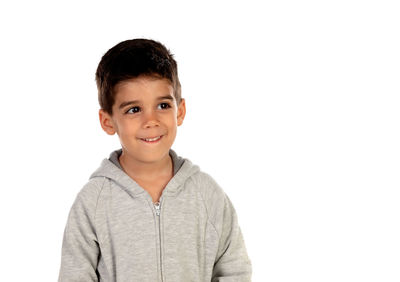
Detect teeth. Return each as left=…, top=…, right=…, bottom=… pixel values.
left=143, top=136, right=161, bottom=142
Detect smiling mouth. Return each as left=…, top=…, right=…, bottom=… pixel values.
left=139, top=135, right=163, bottom=143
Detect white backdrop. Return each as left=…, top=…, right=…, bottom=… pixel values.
left=0, top=0, right=399, bottom=281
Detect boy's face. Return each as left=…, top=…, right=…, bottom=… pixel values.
left=99, top=76, right=186, bottom=165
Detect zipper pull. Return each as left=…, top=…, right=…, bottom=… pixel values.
left=154, top=201, right=161, bottom=216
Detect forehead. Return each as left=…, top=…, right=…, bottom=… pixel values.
left=114, top=77, right=174, bottom=100
left=112, top=77, right=175, bottom=112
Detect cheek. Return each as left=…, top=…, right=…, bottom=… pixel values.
left=166, top=115, right=178, bottom=128
left=119, top=120, right=138, bottom=136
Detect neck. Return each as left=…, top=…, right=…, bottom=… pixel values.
left=118, top=150, right=173, bottom=182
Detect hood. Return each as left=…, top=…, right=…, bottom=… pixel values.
left=89, top=148, right=200, bottom=198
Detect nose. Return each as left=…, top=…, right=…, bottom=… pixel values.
left=142, top=109, right=160, bottom=128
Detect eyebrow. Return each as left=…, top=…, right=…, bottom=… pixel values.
left=118, top=95, right=174, bottom=110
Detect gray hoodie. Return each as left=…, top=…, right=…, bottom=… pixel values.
left=58, top=148, right=252, bottom=282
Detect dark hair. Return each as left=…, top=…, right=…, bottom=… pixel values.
left=95, top=38, right=181, bottom=115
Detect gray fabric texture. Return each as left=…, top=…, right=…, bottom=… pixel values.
left=58, top=148, right=252, bottom=282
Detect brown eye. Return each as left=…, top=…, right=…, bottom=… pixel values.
left=126, top=106, right=140, bottom=114
left=158, top=103, right=171, bottom=110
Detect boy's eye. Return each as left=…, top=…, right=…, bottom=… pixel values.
left=126, top=106, right=140, bottom=114
left=158, top=102, right=171, bottom=110
left=125, top=103, right=170, bottom=114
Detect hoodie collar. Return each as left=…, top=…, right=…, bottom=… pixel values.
left=89, top=148, right=200, bottom=198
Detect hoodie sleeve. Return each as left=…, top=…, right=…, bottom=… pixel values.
left=199, top=173, right=252, bottom=282
left=211, top=192, right=252, bottom=282
left=58, top=183, right=101, bottom=282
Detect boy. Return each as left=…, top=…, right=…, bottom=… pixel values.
left=58, top=38, right=252, bottom=282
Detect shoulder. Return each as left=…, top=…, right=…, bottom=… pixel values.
left=190, top=170, right=228, bottom=215
left=191, top=170, right=226, bottom=197
left=73, top=177, right=107, bottom=211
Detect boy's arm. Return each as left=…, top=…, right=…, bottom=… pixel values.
left=211, top=192, right=252, bottom=282
left=58, top=185, right=100, bottom=282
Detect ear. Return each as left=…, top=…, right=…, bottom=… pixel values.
left=176, top=98, right=186, bottom=126
left=99, top=109, right=117, bottom=135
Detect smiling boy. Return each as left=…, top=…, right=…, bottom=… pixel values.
left=58, top=39, right=252, bottom=282
left=99, top=76, right=185, bottom=203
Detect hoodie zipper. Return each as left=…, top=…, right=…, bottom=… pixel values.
left=154, top=201, right=163, bottom=282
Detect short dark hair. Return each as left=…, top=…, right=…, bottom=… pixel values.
left=95, top=38, right=181, bottom=115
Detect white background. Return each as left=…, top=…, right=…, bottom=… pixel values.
left=0, top=0, right=399, bottom=281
